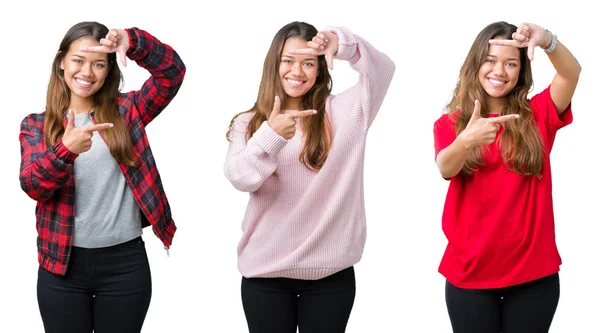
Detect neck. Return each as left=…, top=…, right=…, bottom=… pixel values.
left=284, top=96, right=302, bottom=111
left=486, top=96, right=505, bottom=115
left=69, top=95, right=95, bottom=114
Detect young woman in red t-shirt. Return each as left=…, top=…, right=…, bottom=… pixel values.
left=433, top=21, right=580, bottom=333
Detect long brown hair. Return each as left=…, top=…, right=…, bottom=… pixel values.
left=446, top=21, right=544, bottom=177
left=45, top=21, right=137, bottom=166
left=227, top=21, right=333, bottom=170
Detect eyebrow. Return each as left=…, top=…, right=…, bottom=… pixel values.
left=487, top=54, right=519, bottom=62
left=282, top=54, right=317, bottom=61
left=72, top=54, right=108, bottom=62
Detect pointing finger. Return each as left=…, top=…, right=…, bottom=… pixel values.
left=489, top=114, right=520, bottom=124
left=288, top=48, right=319, bottom=56
left=84, top=123, right=114, bottom=132
left=489, top=39, right=520, bottom=47
left=288, top=109, right=318, bottom=119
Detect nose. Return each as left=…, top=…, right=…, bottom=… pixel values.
left=80, top=63, right=93, bottom=77
left=493, top=62, right=506, bottom=76
left=291, top=62, right=303, bottom=76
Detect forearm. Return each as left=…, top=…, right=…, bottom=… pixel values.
left=546, top=40, right=581, bottom=81
left=126, top=28, right=186, bottom=124
left=224, top=122, right=286, bottom=192
left=20, top=139, right=76, bottom=201
left=329, top=27, right=395, bottom=129
left=436, top=135, right=471, bottom=179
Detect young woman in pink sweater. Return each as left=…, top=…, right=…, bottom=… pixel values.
left=224, top=21, right=395, bottom=333
left=434, top=21, right=580, bottom=333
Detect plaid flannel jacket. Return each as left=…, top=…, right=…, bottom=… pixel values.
left=19, top=28, right=185, bottom=275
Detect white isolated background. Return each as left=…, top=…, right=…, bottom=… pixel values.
left=1, top=0, right=597, bottom=332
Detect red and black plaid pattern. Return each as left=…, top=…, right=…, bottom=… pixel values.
left=19, top=28, right=185, bottom=275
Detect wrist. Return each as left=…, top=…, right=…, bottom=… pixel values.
left=542, top=29, right=557, bottom=53
left=456, top=133, right=474, bottom=151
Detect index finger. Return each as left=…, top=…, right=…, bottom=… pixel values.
left=84, top=123, right=114, bottom=132
left=488, top=39, right=520, bottom=47
left=80, top=45, right=110, bottom=53
left=489, top=114, right=520, bottom=123
left=288, top=110, right=318, bottom=119
left=287, top=48, right=319, bottom=56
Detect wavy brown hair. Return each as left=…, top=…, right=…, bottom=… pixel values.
left=446, top=21, right=544, bottom=177
left=227, top=21, right=332, bottom=170
left=45, top=21, right=137, bottom=166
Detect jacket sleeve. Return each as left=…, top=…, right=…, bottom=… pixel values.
left=125, top=28, right=186, bottom=126
left=19, top=115, right=77, bottom=201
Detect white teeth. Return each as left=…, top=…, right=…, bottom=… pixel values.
left=75, top=78, right=92, bottom=86
left=286, top=79, right=303, bottom=87
left=489, top=79, right=505, bottom=85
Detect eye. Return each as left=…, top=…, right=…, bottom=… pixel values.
left=282, top=59, right=292, bottom=64
left=94, top=63, right=106, bottom=68
left=486, top=59, right=495, bottom=64
left=72, top=59, right=83, bottom=64
left=506, top=62, right=518, bottom=67
left=304, top=62, right=315, bottom=67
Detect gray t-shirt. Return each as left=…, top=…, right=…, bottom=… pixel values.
left=72, top=112, right=142, bottom=248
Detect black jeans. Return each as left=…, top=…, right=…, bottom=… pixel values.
left=242, top=266, right=356, bottom=333
left=37, top=236, right=152, bottom=333
left=445, top=273, right=560, bottom=333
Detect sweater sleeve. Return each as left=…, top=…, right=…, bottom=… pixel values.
left=224, top=115, right=288, bottom=192
left=327, top=27, right=396, bottom=131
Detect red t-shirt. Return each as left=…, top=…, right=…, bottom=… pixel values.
left=433, top=86, right=572, bottom=289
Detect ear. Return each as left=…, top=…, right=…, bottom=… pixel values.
left=59, top=52, right=65, bottom=70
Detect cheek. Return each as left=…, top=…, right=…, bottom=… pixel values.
left=95, top=68, right=109, bottom=81
left=307, top=68, right=319, bottom=81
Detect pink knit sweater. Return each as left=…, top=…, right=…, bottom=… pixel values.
left=225, top=27, right=395, bottom=280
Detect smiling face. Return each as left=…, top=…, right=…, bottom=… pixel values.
left=478, top=38, right=521, bottom=101
left=60, top=37, right=109, bottom=106
left=279, top=37, right=319, bottom=109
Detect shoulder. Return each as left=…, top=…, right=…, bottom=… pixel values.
left=21, top=111, right=47, bottom=128
left=434, top=110, right=459, bottom=127
left=231, top=111, right=256, bottom=126
left=528, top=85, right=552, bottom=109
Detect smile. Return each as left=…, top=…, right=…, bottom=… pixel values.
left=75, top=78, right=93, bottom=87
left=286, top=78, right=305, bottom=87
left=487, top=78, right=506, bottom=87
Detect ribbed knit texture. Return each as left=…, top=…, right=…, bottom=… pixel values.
left=225, top=27, right=395, bottom=280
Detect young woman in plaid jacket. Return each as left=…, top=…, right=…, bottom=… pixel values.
left=19, top=21, right=185, bottom=333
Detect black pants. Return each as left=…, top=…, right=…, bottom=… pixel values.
left=242, top=266, right=356, bottom=333
left=445, top=273, right=560, bottom=333
left=37, top=236, right=152, bottom=333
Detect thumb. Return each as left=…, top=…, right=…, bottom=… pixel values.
left=269, top=96, right=281, bottom=120
left=66, top=109, right=75, bottom=130
left=468, top=100, right=482, bottom=124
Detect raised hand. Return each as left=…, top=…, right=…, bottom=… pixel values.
left=62, top=110, right=114, bottom=154
left=459, top=100, right=519, bottom=149
left=288, top=31, right=339, bottom=70
left=489, top=23, right=552, bottom=61
left=267, top=96, right=317, bottom=139
left=80, top=29, right=130, bottom=66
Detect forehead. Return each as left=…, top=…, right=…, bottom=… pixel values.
left=486, top=39, right=521, bottom=60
